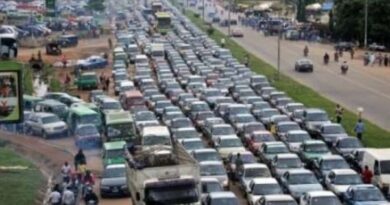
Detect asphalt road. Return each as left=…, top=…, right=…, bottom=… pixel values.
left=194, top=2, right=390, bottom=132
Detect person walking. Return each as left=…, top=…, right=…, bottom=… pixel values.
left=220, top=38, right=226, bottom=48
left=361, top=165, right=373, bottom=184
left=354, top=119, right=365, bottom=141
left=244, top=53, right=250, bottom=67
left=105, top=76, right=110, bottom=92
left=384, top=54, right=389, bottom=67
left=335, top=104, right=344, bottom=124
left=62, top=186, right=75, bottom=205
left=378, top=53, right=383, bottom=66
left=108, top=38, right=113, bottom=49
left=334, top=51, right=339, bottom=62
left=48, top=187, right=62, bottom=205
left=74, top=149, right=86, bottom=171
left=61, top=161, right=72, bottom=182
left=234, top=153, right=244, bottom=180
left=350, top=48, right=355, bottom=59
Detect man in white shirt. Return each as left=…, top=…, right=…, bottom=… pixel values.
left=62, top=186, right=75, bottom=205
left=61, top=161, right=72, bottom=181
left=48, top=189, right=61, bottom=205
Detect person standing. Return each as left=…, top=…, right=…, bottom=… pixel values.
left=74, top=149, right=86, bottom=170
left=335, top=104, right=344, bottom=124
left=334, top=51, right=339, bottom=62
left=220, top=38, right=226, bottom=48
left=234, top=153, right=244, bottom=180
left=354, top=119, right=365, bottom=141
left=378, top=53, right=383, bottom=66
left=61, top=161, right=72, bottom=182
left=62, top=186, right=75, bottom=205
left=105, top=77, right=110, bottom=92
left=350, top=48, right=355, bottom=59
left=48, top=187, right=61, bottom=205
left=361, top=165, right=373, bottom=184
left=384, top=54, right=389, bottom=67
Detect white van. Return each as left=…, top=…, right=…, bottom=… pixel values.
left=141, top=126, right=172, bottom=149
left=361, top=148, right=390, bottom=193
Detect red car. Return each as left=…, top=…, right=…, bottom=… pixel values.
left=245, top=131, right=275, bottom=154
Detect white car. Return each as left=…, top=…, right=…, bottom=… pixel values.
left=200, top=161, right=228, bottom=189
left=239, top=163, right=271, bottom=193
left=246, top=178, right=283, bottom=205
left=283, top=130, right=312, bottom=153
left=204, top=191, right=239, bottom=205
left=280, top=169, right=323, bottom=200
left=214, top=135, right=246, bottom=159
left=200, top=177, right=223, bottom=200
left=25, top=112, right=68, bottom=138
left=300, top=191, right=341, bottom=205
left=255, top=194, right=298, bottom=205
left=324, top=169, right=363, bottom=196
left=270, top=153, right=304, bottom=178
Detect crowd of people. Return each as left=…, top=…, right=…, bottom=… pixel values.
left=48, top=149, right=99, bottom=205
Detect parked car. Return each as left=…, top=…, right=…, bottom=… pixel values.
left=300, top=191, right=342, bottom=205
left=203, top=191, right=239, bottom=205
left=259, top=142, right=290, bottom=165
left=76, top=55, right=108, bottom=70
left=238, top=163, right=272, bottom=193
left=311, top=155, right=350, bottom=182
left=324, top=169, right=363, bottom=197
left=318, top=123, right=348, bottom=145
left=74, top=124, right=101, bottom=149
left=192, top=148, right=221, bottom=162
left=298, top=140, right=331, bottom=165
left=246, top=178, right=283, bottom=205
left=342, top=184, right=388, bottom=205
left=281, top=130, right=312, bottom=153
left=245, top=131, right=275, bottom=154
left=255, top=194, right=298, bottom=205
left=199, top=161, right=228, bottom=189
left=333, top=137, right=363, bottom=157
left=201, top=177, right=223, bottom=201
left=302, top=109, right=331, bottom=136
left=270, top=153, right=304, bottom=178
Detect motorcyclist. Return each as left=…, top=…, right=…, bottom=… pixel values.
left=84, top=187, right=99, bottom=205
left=74, top=149, right=86, bottom=170
left=341, top=61, right=349, bottom=74
left=303, top=45, right=309, bottom=57
left=324, top=53, right=329, bottom=65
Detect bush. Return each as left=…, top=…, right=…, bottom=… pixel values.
left=194, top=13, right=200, bottom=18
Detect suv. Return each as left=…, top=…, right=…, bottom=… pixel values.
left=25, top=112, right=68, bottom=138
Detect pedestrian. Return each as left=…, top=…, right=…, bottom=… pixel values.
left=244, top=53, right=250, bottom=67
left=350, top=49, right=355, bottom=59
left=361, top=165, right=373, bottom=184
left=339, top=48, right=343, bottom=57
left=74, top=149, right=86, bottom=171
left=62, top=55, right=67, bottom=69
left=364, top=52, right=369, bottom=66
left=62, top=186, right=75, bottom=205
left=270, top=122, right=276, bottom=135
left=108, top=38, right=112, bottom=49
left=354, top=119, right=365, bottom=141
left=370, top=53, right=376, bottom=66
left=84, top=187, right=99, bottom=205
left=99, top=72, right=104, bottom=86
left=334, top=51, right=339, bottom=62
left=384, top=54, right=389, bottom=67
left=105, top=77, right=110, bottom=91
left=335, top=104, right=343, bottom=124
left=234, top=153, right=244, bottom=179
left=220, top=38, right=226, bottom=48
left=61, top=161, right=72, bottom=182
left=378, top=53, right=383, bottom=66
left=48, top=187, right=61, bottom=205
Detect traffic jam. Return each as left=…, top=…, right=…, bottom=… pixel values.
left=21, top=0, right=390, bottom=204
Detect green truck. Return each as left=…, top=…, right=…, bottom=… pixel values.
left=67, top=106, right=102, bottom=134
left=105, top=111, right=136, bottom=143
left=103, top=141, right=127, bottom=165
left=75, top=72, right=98, bottom=90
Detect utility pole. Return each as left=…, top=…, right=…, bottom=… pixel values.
left=364, top=0, right=368, bottom=48
left=202, top=0, right=205, bottom=21
left=276, top=27, right=281, bottom=80
left=228, top=0, right=231, bottom=36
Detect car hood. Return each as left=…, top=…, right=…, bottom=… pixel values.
left=101, top=177, right=127, bottom=187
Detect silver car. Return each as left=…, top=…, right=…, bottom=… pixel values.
left=100, top=164, right=129, bottom=197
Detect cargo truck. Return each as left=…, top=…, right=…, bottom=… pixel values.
left=125, top=144, right=201, bottom=205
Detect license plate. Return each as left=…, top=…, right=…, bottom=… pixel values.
left=112, top=187, right=118, bottom=193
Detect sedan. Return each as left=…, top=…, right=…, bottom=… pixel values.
left=324, top=169, right=363, bottom=197
left=259, top=142, right=290, bottom=165
left=231, top=28, right=244, bottom=37
left=214, top=136, right=246, bottom=160
left=270, top=153, right=304, bottom=179
left=280, top=169, right=323, bottom=200
left=200, top=161, right=229, bottom=189
left=343, top=184, right=388, bottom=205
left=318, top=123, right=348, bottom=145
left=295, top=58, right=313, bottom=72
left=246, top=178, right=283, bottom=205
left=192, top=148, right=222, bottom=162
left=76, top=55, right=108, bottom=70
left=311, top=155, right=350, bottom=181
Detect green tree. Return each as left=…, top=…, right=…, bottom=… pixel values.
left=86, top=0, right=105, bottom=11
left=333, top=0, right=390, bottom=46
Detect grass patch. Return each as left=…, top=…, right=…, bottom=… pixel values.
left=183, top=9, right=390, bottom=147
left=0, top=148, right=44, bottom=205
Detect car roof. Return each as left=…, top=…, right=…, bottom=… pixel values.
left=219, top=135, right=239, bottom=140
left=106, top=163, right=126, bottom=169
left=251, top=177, right=278, bottom=184
left=208, top=191, right=236, bottom=199
left=243, top=163, right=268, bottom=169
left=319, top=155, right=344, bottom=160
left=277, top=121, right=299, bottom=126
left=305, top=108, right=326, bottom=113
left=306, top=191, right=336, bottom=197
left=287, top=130, right=308, bottom=135
left=287, top=169, right=312, bottom=174
left=331, top=169, right=357, bottom=175
left=304, top=140, right=325, bottom=145
left=200, top=161, right=223, bottom=166
left=193, top=148, right=217, bottom=153
left=276, top=153, right=299, bottom=159
left=263, top=194, right=295, bottom=201
left=33, top=112, right=57, bottom=117
left=201, top=177, right=220, bottom=183
left=363, top=148, right=390, bottom=160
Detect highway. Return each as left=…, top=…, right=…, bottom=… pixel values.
left=196, top=2, right=390, bottom=131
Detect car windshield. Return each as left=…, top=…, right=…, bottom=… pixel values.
left=103, top=167, right=125, bottom=178
left=321, top=159, right=349, bottom=170
left=235, top=115, right=255, bottom=123
left=203, top=182, right=222, bottom=193
left=211, top=198, right=239, bottom=205
left=338, top=138, right=362, bottom=148
left=205, top=90, right=222, bottom=97
left=42, top=116, right=60, bottom=124
left=289, top=173, right=318, bottom=184
left=253, top=103, right=270, bottom=110
left=244, top=168, right=270, bottom=178
left=103, top=102, right=121, bottom=110
left=230, top=107, right=250, bottom=115
left=253, top=134, right=274, bottom=142
left=287, top=134, right=310, bottom=143
left=144, top=136, right=171, bottom=146
left=76, top=126, right=98, bottom=135
left=106, top=149, right=123, bottom=158
left=334, top=174, right=362, bottom=185
left=380, top=161, right=390, bottom=174
left=212, top=126, right=235, bottom=135
left=277, top=158, right=302, bottom=169
left=135, top=112, right=156, bottom=121
left=192, top=103, right=209, bottom=112
left=266, top=145, right=288, bottom=154
left=311, top=197, right=341, bottom=205
left=182, top=140, right=204, bottom=150
left=263, top=110, right=279, bottom=117
left=304, top=143, right=329, bottom=153
left=244, top=124, right=264, bottom=133
left=80, top=114, right=101, bottom=125
left=279, top=124, right=300, bottom=132
left=324, top=126, right=345, bottom=134
left=354, top=188, right=385, bottom=201
left=201, top=164, right=226, bottom=176
left=174, top=130, right=199, bottom=139
left=107, top=123, right=133, bottom=138
left=306, top=112, right=328, bottom=121
left=220, top=138, right=243, bottom=148
left=172, top=119, right=192, bottom=128
left=195, top=152, right=220, bottom=161
left=252, top=184, right=282, bottom=195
